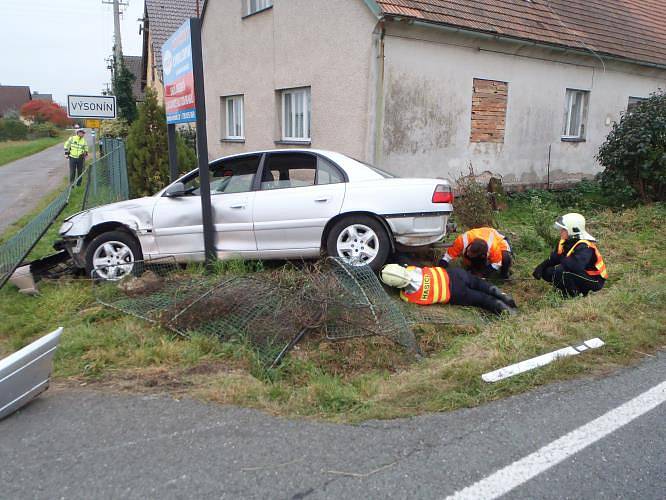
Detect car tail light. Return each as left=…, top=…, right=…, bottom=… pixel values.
left=432, top=184, right=454, bottom=203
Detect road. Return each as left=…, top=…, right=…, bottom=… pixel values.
left=1, top=352, right=664, bottom=499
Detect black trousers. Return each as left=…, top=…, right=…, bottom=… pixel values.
left=447, top=267, right=501, bottom=312
left=542, top=266, right=604, bottom=297
left=69, top=156, right=85, bottom=186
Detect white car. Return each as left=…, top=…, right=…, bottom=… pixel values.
left=58, top=149, right=453, bottom=278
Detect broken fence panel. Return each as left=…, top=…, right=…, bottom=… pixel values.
left=482, top=338, right=605, bottom=383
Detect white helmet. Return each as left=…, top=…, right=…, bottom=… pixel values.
left=380, top=264, right=412, bottom=289
left=554, top=213, right=595, bottom=241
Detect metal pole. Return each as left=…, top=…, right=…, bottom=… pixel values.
left=167, top=123, right=179, bottom=182
left=190, top=17, right=216, bottom=267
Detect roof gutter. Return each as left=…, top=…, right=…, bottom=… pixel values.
left=362, top=0, right=382, bottom=18
left=395, top=17, right=666, bottom=71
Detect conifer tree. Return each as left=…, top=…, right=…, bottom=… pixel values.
left=112, top=55, right=138, bottom=123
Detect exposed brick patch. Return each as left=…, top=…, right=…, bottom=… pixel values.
left=470, top=79, right=508, bottom=143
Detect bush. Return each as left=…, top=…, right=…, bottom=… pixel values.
left=20, top=100, right=72, bottom=127
left=99, top=118, right=130, bottom=139
left=0, top=118, right=28, bottom=141
left=596, top=90, right=666, bottom=203
left=453, top=163, right=496, bottom=229
left=28, top=122, right=59, bottom=138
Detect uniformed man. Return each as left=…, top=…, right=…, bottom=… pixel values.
left=439, top=227, right=512, bottom=279
left=381, top=264, right=517, bottom=315
left=64, top=128, right=89, bottom=186
left=532, top=213, right=608, bottom=297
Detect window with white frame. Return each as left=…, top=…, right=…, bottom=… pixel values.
left=562, top=89, right=589, bottom=140
left=245, top=0, right=272, bottom=16
left=224, top=95, right=244, bottom=140
left=627, top=96, right=647, bottom=114
left=281, top=87, right=311, bottom=142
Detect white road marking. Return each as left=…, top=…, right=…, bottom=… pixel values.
left=446, top=380, right=666, bottom=500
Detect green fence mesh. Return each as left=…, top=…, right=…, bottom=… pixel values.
left=0, top=138, right=128, bottom=290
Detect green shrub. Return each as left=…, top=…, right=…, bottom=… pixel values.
left=528, top=195, right=559, bottom=247
left=596, top=90, right=666, bottom=203
left=453, top=163, right=496, bottom=229
left=99, top=118, right=130, bottom=139
left=0, top=118, right=28, bottom=141
left=28, top=122, right=59, bottom=138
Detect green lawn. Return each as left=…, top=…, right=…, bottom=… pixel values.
left=0, top=183, right=664, bottom=422
left=0, top=136, right=65, bottom=167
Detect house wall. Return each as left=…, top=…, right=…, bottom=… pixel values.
left=145, top=31, right=165, bottom=103
left=379, top=23, right=666, bottom=185
left=201, top=0, right=378, bottom=161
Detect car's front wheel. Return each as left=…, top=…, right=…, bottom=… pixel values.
left=84, top=230, right=143, bottom=280
left=326, top=215, right=390, bottom=271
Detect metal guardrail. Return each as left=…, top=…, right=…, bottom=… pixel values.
left=0, top=139, right=129, bottom=290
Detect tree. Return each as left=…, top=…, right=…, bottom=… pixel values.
left=596, top=90, right=666, bottom=203
left=112, top=56, right=138, bottom=123
left=20, top=100, right=72, bottom=127
left=126, top=88, right=196, bottom=196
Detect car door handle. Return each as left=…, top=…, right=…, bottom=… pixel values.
left=230, top=204, right=246, bottom=209
left=314, top=198, right=329, bottom=202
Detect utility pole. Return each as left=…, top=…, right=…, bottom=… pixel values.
left=102, top=0, right=128, bottom=70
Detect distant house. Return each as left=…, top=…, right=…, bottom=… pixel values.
left=31, top=92, right=53, bottom=102
left=140, top=0, right=199, bottom=103
left=200, top=0, right=666, bottom=186
left=123, top=55, right=145, bottom=103
left=0, top=85, right=31, bottom=117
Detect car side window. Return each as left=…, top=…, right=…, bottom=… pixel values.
left=182, top=155, right=261, bottom=195
left=317, top=157, right=344, bottom=185
left=261, top=153, right=316, bottom=190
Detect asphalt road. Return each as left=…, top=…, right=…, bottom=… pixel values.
left=0, top=142, right=68, bottom=234
left=1, top=352, right=664, bottom=499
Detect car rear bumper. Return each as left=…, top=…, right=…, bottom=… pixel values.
left=384, top=211, right=450, bottom=247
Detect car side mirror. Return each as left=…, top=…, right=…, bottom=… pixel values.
left=164, top=182, right=186, bottom=197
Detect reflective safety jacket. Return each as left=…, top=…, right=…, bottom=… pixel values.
left=400, top=266, right=451, bottom=305
left=556, top=239, right=608, bottom=279
left=64, top=135, right=89, bottom=159
left=443, top=227, right=510, bottom=270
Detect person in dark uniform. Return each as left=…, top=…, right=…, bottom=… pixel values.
left=532, top=213, right=608, bottom=297
left=380, top=264, right=517, bottom=315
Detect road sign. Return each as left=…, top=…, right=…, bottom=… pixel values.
left=84, top=119, right=101, bottom=129
left=162, top=20, right=196, bottom=124
left=67, top=95, right=117, bottom=119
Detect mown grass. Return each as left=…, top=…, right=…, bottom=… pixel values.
left=0, top=135, right=65, bottom=167
left=0, top=185, right=664, bottom=422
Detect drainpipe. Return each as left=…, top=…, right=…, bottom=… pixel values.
left=373, top=21, right=386, bottom=166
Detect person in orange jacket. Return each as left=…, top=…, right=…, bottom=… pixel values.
left=381, top=264, right=517, bottom=315
left=439, top=227, right=512, bottom=279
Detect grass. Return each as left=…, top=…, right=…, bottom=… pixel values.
left=1, top=184, right=664, bottom=422
left=0, top=135, right=65, bottom=167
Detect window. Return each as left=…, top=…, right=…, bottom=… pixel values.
left=281, top=87, right=311, bottom=142
left=245, top=0, right=272, bottom=16
left=223, top=95, right=244, bottom=140
left=627, top=96, right=647, bottom=113
left=182, top=154, right=261, bottom=195
left=317, top=157, right=344, bottom=185
left=261, top=153, right=316, bottom=190
left=562, top=89, right=589, bottom=140
left=470, top=79, right=508, bottom=143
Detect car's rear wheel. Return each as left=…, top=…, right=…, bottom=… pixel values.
left=84, top=230, right=143, bottom=280
left=326, top=215, right=390, bottom=271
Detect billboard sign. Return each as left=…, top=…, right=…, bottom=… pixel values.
left=162, top=20, right=196, bottom=124
left=67, top=95, right=116, bottom=119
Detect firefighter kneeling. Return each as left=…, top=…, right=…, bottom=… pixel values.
left=381, top=264, right=517, bottom=315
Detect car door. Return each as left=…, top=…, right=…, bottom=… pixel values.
left=152, top=154, right=261, bottom=259
left=252, top=152, right=346, bottom=257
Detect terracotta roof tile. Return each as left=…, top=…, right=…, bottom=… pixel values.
left=123, top=55, right=145, bottom=101
left=0, top=85, right=31, bottom=117
left=376, top=0, right=666, bottom=67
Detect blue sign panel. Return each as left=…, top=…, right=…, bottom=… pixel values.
left=161, top=20, right=196, bottom=124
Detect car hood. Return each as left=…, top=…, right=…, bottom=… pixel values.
left=61, top=196, right=157, bottom=236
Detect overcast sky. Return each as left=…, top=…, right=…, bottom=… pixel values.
left=1, top=0, right=144, bottom=104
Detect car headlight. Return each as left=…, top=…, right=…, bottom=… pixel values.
left=59, top=221, right=74, bottom=235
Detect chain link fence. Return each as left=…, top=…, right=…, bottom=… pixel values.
left=0, top=138, right=128, bottom=290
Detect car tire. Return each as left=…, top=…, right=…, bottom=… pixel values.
left=326, top=215, right=391, bottom=272
left=84, top=230, right=143, bottom=280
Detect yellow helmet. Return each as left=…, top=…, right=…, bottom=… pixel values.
left=554, top=213, right=595, bottom=241
left=380, top=264, right=412, bottom=289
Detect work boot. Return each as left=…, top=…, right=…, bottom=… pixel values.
left=488, top=285, right=517, bottom=308
left=489, top=299, right=517, bottom=316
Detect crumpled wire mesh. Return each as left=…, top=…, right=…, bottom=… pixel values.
left=82, top=139, right=129, bottom=210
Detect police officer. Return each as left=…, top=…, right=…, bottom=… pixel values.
left=439, top=227, right=512, bottom=279
left=532, top=213, right=608, bottom=297
left=381, top=264, right=517, bottom=315
left=64, top=127, right=89, bottom=186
